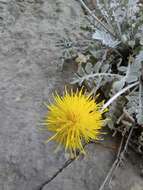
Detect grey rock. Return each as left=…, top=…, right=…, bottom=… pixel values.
left=43, top=141, right=116, bottom=190
left=0, top=0, right=82, bottom=190
left=0, top=0, right=143, bottom=190
left=42, top=138, right=143, bottom=190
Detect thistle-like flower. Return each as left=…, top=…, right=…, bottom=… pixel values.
left=43, top=89, right=106, bottom=156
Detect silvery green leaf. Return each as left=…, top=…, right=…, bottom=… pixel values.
left=72, top=74, right=84, bottom=86
left=136, top=50, right=143, bottom=63
left=125, top=61, right=139, bottom=83
left=126, top=92, right=139, bottom=115
left=112, top=78, right=125, bottom=92
left=89, top=50, right=103, bottom=59
left=118, top=66, right=127, bottom=73
left=126, top=54, right=141, bottom=83
left=140, top=38, right=143, bottom=46
left=92, top=29, right=120, bottom=48
left=106, top=96, right=126, bottom=130
left=127, top=0, right=140, bottom=19
left=77, top=64, right=85, bottom=76
left=137, top=83, right=143, bottom=125
left=101, top=63, right=110, bottom=72
left=128, top=40, right=135, bottom=48
left=121, top=34, right=128, bottom=43
left=96, top=0, right=115, bottom=31
left=93, top=62, right=102, bottom=72
left=126, top=85, right=143, bottom=125
left=85, top=62, right=93, bottom=74
left=126, top=75, right=138, bottom=83
left=112, top=6, right=126, bottom=25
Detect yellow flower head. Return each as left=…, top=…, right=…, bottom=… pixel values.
left=43, top=89, right=106, bottom=156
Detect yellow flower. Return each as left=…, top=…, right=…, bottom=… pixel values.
left=43, top=89, right=106, bottom=156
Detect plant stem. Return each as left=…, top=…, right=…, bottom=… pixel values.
left=101, top=81, right=139, bottom=111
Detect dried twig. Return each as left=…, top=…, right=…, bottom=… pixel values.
left=99, top=124, right=135, bottom=190
left=99, top=134, right=125, bottom=190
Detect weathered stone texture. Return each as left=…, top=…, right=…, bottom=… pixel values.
left=0, top=1, right=143, bottom=190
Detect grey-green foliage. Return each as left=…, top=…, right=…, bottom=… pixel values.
left=138, top=84, right=143, bottom=125
left=92, top=29, right=120, bottom=47
left=95, top=0, right=141, bottom=45
left=72, top=0, right=143, bottom=128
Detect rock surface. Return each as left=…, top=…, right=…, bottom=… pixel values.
left=0, top=0, right=143, bottom=190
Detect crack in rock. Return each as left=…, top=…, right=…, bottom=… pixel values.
left=38, top=158, right=76, bottom=190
